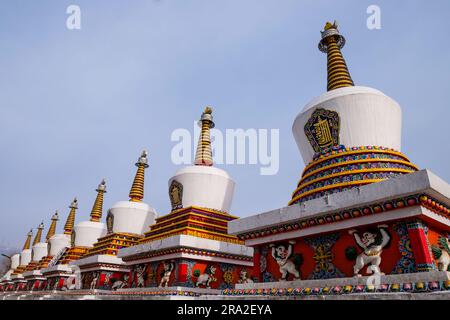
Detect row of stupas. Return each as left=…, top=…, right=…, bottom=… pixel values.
left=1, top=21, right=449, bottom=299
left=0, top=106, right=252, bottom=296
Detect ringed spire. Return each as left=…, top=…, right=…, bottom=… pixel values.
left=64, top=197, right=78, bottom=235
left=319, top=21, right=354, bottom=91
left=90, top=179, right=107, bottom=222
left=129, top=150, right=149, bottom=202
left=33, top=222, right=44, bottom=246
left=45, top=211, right=59, bottom=242
left=194, top=107, right=215, bottom=166
left=22, top=230, right=33, bottom=250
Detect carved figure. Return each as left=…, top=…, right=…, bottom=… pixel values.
left=348, top=224, right=391, bottom=276
left=159, top=261, right=175, bottom=287
left=196, top=265, right=217, bottom=288
left=269, top=241, right=300, bottom=281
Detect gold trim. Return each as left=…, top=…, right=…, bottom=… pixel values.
left=302, top=149, right=413, bottom=174
left=150, top=212, right=230, bottom=231
left=299, top=158, right=417, bottom=186
left=292, top=167, right=415, bottom=197
left=289, top=179, right=384, bottom=205
left=163, top=206, right=238, bottom=220
left=143, top=225, right=238, bottom=243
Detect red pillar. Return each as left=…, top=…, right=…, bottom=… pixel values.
left=406, top=220, right=435, bottom=272
left=177, top=262, right=188, bottom=284
left=253, top=246, right=262, bottom=282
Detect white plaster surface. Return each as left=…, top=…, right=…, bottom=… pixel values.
left=119, top=234, right=252, bottom=259
left=19, top=249, right=32, bottom=267
left=169, top=165, right=235, bottom=213
left=74, top=220, right=106, bottom=247
left=71, top=254, right=126, bottom=268
left=10, top=254, right=20, bottom=270
left=293, top=86, right=402, bottom=164
left=41, top=264, right=73, bottom=275
left=31, top=242, right=48, bottom=262
left=48, top=234, right=70, bottom=256
left=108, top=200, right=157, bottom=235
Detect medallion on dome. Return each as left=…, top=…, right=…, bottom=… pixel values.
left=169, top=180, right=183, bottom=211
left=304, top=108, right=340, bottom=153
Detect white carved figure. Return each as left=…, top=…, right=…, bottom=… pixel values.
left=135, top=265, right=146, bottom=288
left=432, top=236, right=450, bottom=271
left=90, top=272, right=99, bottom=290
left=111, top=274, right=129, bottom=291
left=196, top=265, right=217, bottom=288
left=269, top=240, right=300, bottom=281
left=348, top=224, right=391, bottom=276
left=159, top=261, right=175, bottom=287
left=238, top=269, right=254, bottom=284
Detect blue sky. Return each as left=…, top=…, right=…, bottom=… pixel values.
left=0, top=1, right=449, bottom=247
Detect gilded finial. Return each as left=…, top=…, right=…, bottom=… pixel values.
left=129, top=150, right=150, bottom=202
left=46, top=211, right=59, bottom=242
left=318, top=20, right=354, bottom=91
left=64, top=197, right=78, bottom=235
left=97, top=179, right=107, bottom=192
left=195, top=106, right=215, bottom=166
left=33, top=222, right=44, bottom=245
left=90, top=179, right=107, bottom=222
left=323, top=20, right=338, bottom=31
left=204, top=106, right=212, bottom=114
left=22, top=230, right=33, bottom=250
left=70, top=197, right=78, bottom=209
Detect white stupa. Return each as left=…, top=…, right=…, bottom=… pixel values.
left=73, top=180, right=107, bottom=248
left=107, top=151, right=157, bottom=236
left=47, top=199, right=78, bottom=258
left=71, top=151, right=157, bottom=288
left=289, top=21, right=418, bottom=206
left=118, top=107, right=252, bottom=294
left=168, top=107, right=235, bottom=213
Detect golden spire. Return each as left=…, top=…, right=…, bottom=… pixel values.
left=33, top=222, right=44, bottom=246
left=90, top=179, right=107, bottom=222
left=22, top=230, right=33, bottom=250
left=45, top=211, right=59, bottom=242
left=129, top=150, right=149, bottom=202
left=64, top=197, right=78, bottom=235
left=319, top=21, right=354, bottom=91
left=194, top=107, right=215, bottom=166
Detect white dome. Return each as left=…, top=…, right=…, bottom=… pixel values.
left=19, top=249, right=32, bottom=266
left=48, top=234, right=70, bottom=256
left=31, top=243, right=48, bottom=262
left=169, top=165, right=235, bottom=213
left=11, top=254, right=20, bottom=270
left=108, top=201, right=157, bottom=235
left=293, top=86, right=402, bottom=165
left=73, top=220, right=106, bottom=248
